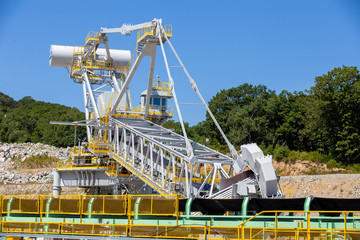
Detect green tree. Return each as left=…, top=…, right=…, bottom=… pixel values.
left=0, top=92, right=86, bottom=147
left=206, top=83, right=276, bottom=145
left=311, top=66, right=360, bottom=163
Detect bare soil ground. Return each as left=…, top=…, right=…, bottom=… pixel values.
left=273, top=160, right=345, bottom=176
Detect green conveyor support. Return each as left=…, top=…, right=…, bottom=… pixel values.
left=87, top=197, right=95, bottom=218
left=6, top=198, right=14, bottom=217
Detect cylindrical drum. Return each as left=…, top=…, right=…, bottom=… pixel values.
left=49, top=45, right=131, bottom=67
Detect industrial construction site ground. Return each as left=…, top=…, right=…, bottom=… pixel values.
left=1, top=142, right=359, bottom=198
left=1, top=174, right=360, bottom=198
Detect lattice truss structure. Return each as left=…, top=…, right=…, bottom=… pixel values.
left=49, top=19, right=281, bottom=199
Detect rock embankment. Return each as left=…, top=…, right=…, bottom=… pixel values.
left=0, top=171, right=52, bottom=184
left=0, top=142, right=70, bottom=170
left=0, top=142, right=70, bottom=184
left=280, top=174, right=360, bottom=198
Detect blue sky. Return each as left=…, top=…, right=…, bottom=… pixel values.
left=1, top=0, right=359, bottom=125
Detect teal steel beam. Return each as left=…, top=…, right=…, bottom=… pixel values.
left=185, top=197, right=194, bottom=220
left=44, top=197, right=54, bottom=233
left=304, top=196, right=312, bottom=211
left=88, top=197, right=95, bottom=219
left=134, top=197, right=142, bottom=220
left=45, top=197, right=53, bottom=218
left=304, top=196, right=313, bottom=223
left=6, top=198, right=14, bottom=217
left=241, top=197, right=250, bottom=220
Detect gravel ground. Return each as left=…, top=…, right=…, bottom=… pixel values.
left=1, top=174, right=359, bottom=198
left=1, top=143, right=359, bottom=198
left=280, top=174, right=360, bottom=198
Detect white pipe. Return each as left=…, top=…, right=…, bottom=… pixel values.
left=52, top=170, right=61, bottom=195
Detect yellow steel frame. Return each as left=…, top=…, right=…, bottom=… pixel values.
left=1, top=195, right=41, bottom=214
left=1, top=194, right=179, bottom=216
left=105, top=161, right=131, bottom=177
left=164, top=25, right=173, bottom=36
left=69, top=31, right=131, bottom=80
left=112, top=106, right=174, bottom=117
left=57, top=145, right=110, bottom=170
left=137, top=24, right=154, bottom=42
left=152, top=80, right=171, bottom=95
left=282, top=187, right=295, bottom=198
left=127, top=195, right=179, bottom=216
left=85, top=31, right=101, bottom=44
left=129, top=224, right=206, bottom=239
left=1, top=194, right=360, bottom=239
left=71, top=146, right=93, bottom=156
left=166, top=166, right=220, bottom=184
left=1, top=221, right=128, bottom=236
left=238, top=210, right=360, bottom=240
left=110, top=149, right=170, bottom=196
left=2, top=221, right=359, bottom=239
left=40, top=195, right=82, bottom=215
left=137, top=24, right=173, bottom=42
left=88, top=139, right=110, bottom=154
left=83, top=195, right=127, bottom=216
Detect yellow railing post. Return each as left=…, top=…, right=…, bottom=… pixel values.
left=79, top=195, right=83, bottom=222
left=307, top=210, right=310, bottom=240
left=241, top=225, right=245, bottom=240
left=344, top=212, right=347, bottom=239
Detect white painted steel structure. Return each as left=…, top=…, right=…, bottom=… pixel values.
left=50, top=19, right=281, bottom=199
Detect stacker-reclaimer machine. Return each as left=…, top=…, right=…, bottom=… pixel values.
left=0, top=19, right=359, bottom=240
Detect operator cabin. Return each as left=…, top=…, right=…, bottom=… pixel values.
left=140, top=76, right=172, bottom=123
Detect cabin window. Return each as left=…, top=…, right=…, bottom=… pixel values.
left=162, top=98, right=167, bottom=106
left=153, top=97, right=161, bottom=106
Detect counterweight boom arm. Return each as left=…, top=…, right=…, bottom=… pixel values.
left=100, top=18, right=161, bottom=35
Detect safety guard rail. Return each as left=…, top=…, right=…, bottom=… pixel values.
left=1, top=210, right=359, bottom=239
left=1, top=195, right=179, bottom=217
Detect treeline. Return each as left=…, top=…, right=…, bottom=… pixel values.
left=1, top=66, right=359, bottom=166
left=0, top=93, right=86, bottom=147
left=164, top=66, right=360, bottom=166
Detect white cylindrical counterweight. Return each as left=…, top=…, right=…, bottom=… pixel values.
left=49, top=45, right=131, bottom=67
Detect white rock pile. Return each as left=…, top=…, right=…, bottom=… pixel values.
left=0, top=171, right=52, bottom=184
left=0, top=142, right=71, bottom=184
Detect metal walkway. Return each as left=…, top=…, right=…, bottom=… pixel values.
left=109, top=117, right=234, bottom=198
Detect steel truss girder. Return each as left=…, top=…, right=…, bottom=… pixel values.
left=107, top=117, right=234, bottom=198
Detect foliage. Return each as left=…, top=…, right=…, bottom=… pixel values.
left=205, top=83, right=276, bottom=145
left=163, top=66, right=360, bottom=167
left=2, top=66, right=359, bottom=167
left=310, top=66, right=360, bottom=164
left=0, top=93, right=86, bottom=147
